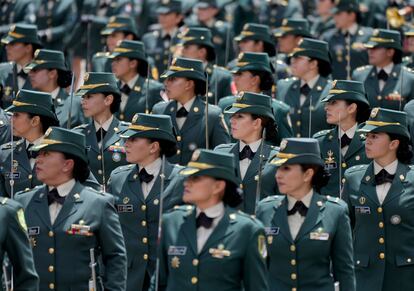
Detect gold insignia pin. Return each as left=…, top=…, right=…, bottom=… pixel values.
left=370, top=107, right=379, bottom=118
left=400, top=175, right=405, bottom=181
left=229, top=213, right=236, bottom=220
left=34, top=49, right=40, bottom=58
left=84, top=73, right=89, bottom=82
left=132, top=114, right=138, bottom=123
left=280, top=139, right=288, bottom=151
left=171, top=256, right=180, bottom=268
left=365, top=176, right=371, bottom=182
left=331, top=80, right=337, bottom=88
left=193, top=107, right=199, bottom=113
left=74, top=193, right=81, bottom=200
left=359, top=197, right=366, bottom=205
left=317, top=201, right=323, bottom=207
left=45, top=127, right=52, bottom=137
left=123, top=197, right=130, bottom=204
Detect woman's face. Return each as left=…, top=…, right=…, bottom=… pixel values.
left=81, top=93, right=111, bottom=118
left=233, top=71, right=259, bottom=92
left=164, top=76, right=192, bottom=101
left=124, top=137, right=157, bottom=164
left=365, top=132, right=398, bottom=160
left=183, top=175, right=224, bottom=208
left=276, top=164, right=313, bottom=195
left=290, top=56, right=314, bottom=78
left=324, top=99, right=354, bottom=125
left=35, top=150, right=72, bottom=185
left=230, top=112, right=261, bottom=141
left=12, top=112, right=36, bottom=138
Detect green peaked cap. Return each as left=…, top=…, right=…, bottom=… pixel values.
left=289, top=37, right=331, bottom=64
left=269, top=138, right=324, bottom=167
left=231, top=52, right=273, bottom=74
left=224, top=91, right=275, bottom=120
left=31, top=127, right=88, bottom=162
left=364, top=29, right=402, bottom=51
left=1, top=24, right=42, bottom=46
left=235, top=23, right=276, bottom=56
left=160, top=57, right=206, bottom=82
left=6, top=89, right=58, bottom=122
left=101, top=15, right=138, bottom=37
left=109, top=40, right=149, bottom=76
left=358, top=107, right=409, bottom=139
left=156, top=0, right=182, bottom=14
left=179, top=27, right=216, bottom=61
left=76, top=72, right=121, bottom=97
left=274, top=18, right=312, bottom=38
left=24, top=49, right=69, bottom=73
left=321, top=80, right=369, bottom=106
left=332, top=0, right=360, bottom=13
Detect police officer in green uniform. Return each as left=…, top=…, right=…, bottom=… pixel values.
left=321, top=0, right=372, bottom=80
left=342, top=107, right=414, bottom=291
left=352, top=29, right=414, bottom=111
left=110, top=40, right=163, bottom=121
left=0, top=24, right=42, bottom=108
left=74, top=72, right=129, bottom=186
left=179, top=27, right=232, bottom=104
left=314, top=80, right=371, bottom=197
left=152, top=57, right=230, bottom=165
left=229, top=22, right=289, bottom=80
left=308, top=0, right=336, bottom=38
left=186, top=0, right=235, bottom=66
left=142, top=0, right=184, bottom=80
left=0, top=197, right=39, bottom=291
left=256, top=137, right=356, bottom=291
left=24, top=49, right=86, bottom=128
left=108, top=113, right=182, bottom=291
left=219, top=52, right=293, bottom=145
left=34, top=0, right=76, bottom=51
left=0, top=89, right=59, bottom=198
left=14, top=126, right=127, bottom=291
left=215, top=92, right=277, bottom=214
left=150, top=149, right=269, bottom=291
left=277, top=38, right=332, bottom=138
left=92, top=15, right=139, bottom=73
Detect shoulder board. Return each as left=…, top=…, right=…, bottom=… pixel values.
left=355, top=65, right=371, bottom=72
left=325, top=195, right=342, bottom=204
left=346, top=164, right=368, bottom=173
left=403, top=56, right=412, bottom=62
left=173, top=204, right=194, bottom=212
left=215, top=20, right=224, bottom=27
left=73, top=124, right=88, bottom=130
left=313, top=129, right=332, bottom=139
left=282, top=77, right=298, bottom=82
left=119, top=121, right=131, bottom=126
left=215, top=143, right=236, bottom=149
left=270, top=145, right=279, bottom=150
left=94, top=52, right=110, bottom=57
left=0, top=197, right=8, bottom=205
left=261, top=195, right=284, bottom=203
left=113, top=164, right=134, bottom=173
left=1, top=139, right=24, bottom=149
left=403, top=66, right=414, bottom=73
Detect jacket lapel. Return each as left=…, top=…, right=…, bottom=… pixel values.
left=382, top=162, right=408, bottom=205
left=180, top=96, right=204, bottom=133
left=33, top=186, right=53, bottom=228
left=230, top=143, right=241, bottom=177
left=344, top=128, right=365, bottom=160
left=270, top=197, right=293, bottom=242
left=360, top=163, right=380, bottom=205
left=181, top=208, right=198, bottom=255
left=145, top=161, right=174, bottom=202
left=127, top=166, right=145, bottom=203
left=243, top=142, right=271, bottom=182
left=53, top=182, right=84, bottom=228
left=103, top=118, right=121, bottom=150
left=295, top=193, right=325, bottom=241
left=307, top=76, right=327, bottom=106
left=85, top=123, right=100, bottom=153
left=367, top=67, right=380, bottom=95
left=382, top=64, right=400, bottom=94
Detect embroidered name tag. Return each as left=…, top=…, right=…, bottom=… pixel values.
left=355, top=206, right=371, bottom=214
left=264, top=227, right=280, bottom=235
left=168, top=246, right=187, bottom=256
left=5, top=172, right=20, bottom=179
left=310, top=232, right=330, bottom=240
left=117, top=204, right=133, bottom=213
left=28, top=226, right=40, bottom=236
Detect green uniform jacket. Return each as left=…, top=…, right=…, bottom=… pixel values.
left=73, top=118, right=129, bottom=184
left=342, top=162, right=414, bottom=291
left=218, top=95, right=293, bottom=146
left=0, top=62, right=32, bottom=109
left=91, top=52, right=112, bottom=73
left=352, top=64, right=414, bottom=110
left=256, top=194, right=356, bottom=291
left=215, top=142, right=273, bottom=214
left=34, top=0, right=76, bottom=51
left=277, top=76, right=331, bottom=138
left=0, top=197, right=39, bottom=291
left=321, top=26, right=372, bottom=80
left=0, top=0, right=35, bottom=35
left=404, top=99, right=414, bottom=151
left=205, top=63, right=233, bottom=104
left=313, top=126, right=370, bottom=197
left=309, top=16, right=335, bottom=39
left=0, top=108, right=10, bottom=145
left=116, top=76, right=164, bottom=122
left=152, top=96, right=230, bottom=165
left=258, top=0, right=303, bottom=30
left=54, top=88, right=87, bottom=128
left=107, top=162, right=181, bottom=291
left=14, top=182, right=127, bottom=291
left=151, top=205, right=269, bottom=291
left=260, top=147, right=282, bottom=197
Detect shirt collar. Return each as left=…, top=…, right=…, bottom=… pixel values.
left=287, top=189, right=313, bottom=210
left=374, top=159, right=398, bottom=175
left=341, top=23, right=358, bottom=35
left=161, top=27, right=178, bottom=38
left=94, top=115, right=114, bottom=132
left=196, top=202, right=225, bottom=219
left=50, top=86, right=60, bottom=100
left=177, top=96, right=196, bottom=112
left=376, top=62, right=394, bottom=75
left=139, top=157, right=162, bottom=176
left=49, top=178, right=76, bottom=198
left=339, top=123, right=358, bottom=139
left=301, top=74, right=320, bottom=89
left=26, top=135, right=44, bottom=148
left=122, top=74, right=139, bottom=90
left=239, top=139, right=262, bottom=153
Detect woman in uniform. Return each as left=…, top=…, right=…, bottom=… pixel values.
left=256, top=138, right=356, bottom=291
left=107, top=113, right=182, bottom=291
left=342, top=107, right=414, bottom=291
left=152, top=149, right=268, bottom=291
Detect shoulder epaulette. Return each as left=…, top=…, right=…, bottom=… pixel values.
left=346, top=164, right=368, bottom=173
left=173, top=204, right=194, bottom=212
left=313, top=129, right=332, bottom=139
left=261, top=195, right=284, bottom=204
left=94, top=52, right=110, bottom=57
left=73, top=124, right=88, bottom=130
left=355, top=65, right=371, bottom=71
left=0, top=197, right=8, bottom=205
left=215, top=20, right=224, bottom=27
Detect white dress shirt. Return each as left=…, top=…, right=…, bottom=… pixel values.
left=49, top=178, right=76, bottom=224
left=239, top=139, right=262, bottom=180
left=120, top=74, right=139, bottom=112
left=300, top=74, right=320, bottom=106
left=94, top=115, right=114, bottom=148
left=176, top=97, right=196, bottom=129
left=196, top=202, right=225, bottom=253
left=26, top=136, right=44, bottom=169
left=376, top=62, right=393, bottom=91
left=374, top=159, right=398, bottom=204
left=339, top=123, right=357, bottom=156
left=139, top=158, right=162, bottom=199
left=287, top=190, right=313, bottom=240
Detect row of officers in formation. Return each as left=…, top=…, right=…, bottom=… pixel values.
left=2, top=0, right=414, bottom=290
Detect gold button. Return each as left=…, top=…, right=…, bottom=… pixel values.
left=379, top=222, right=384, bottom=228
left=297, top=109, right=301, bottom=114
left=377, top=96, right=382, bottom=100
left=291, top=273, right=297, bottom=280
left=296, top=121, right=301, bottom=126
left=342, top=162, right=347, bottom=168
left=356, top=260, right=360, bottom=265
left=142, top=237, right=148, bottom=244
left=97, top=155, right=102, bottom=160
left=377, top=207, right=383, bottom=213
left=379, top=253, right=385, bottom=259
left=48, top=231, right=54, bottom=237
left=177, top=149, right=181, bottom=155
left=48, top=248, right=54, bottom=254
left=141, top=220, right=147, bottom=227
left=177, top=136, right=181, bottom=142
left=192, top=259, right=199, bottom=266
left=379, top=237, right=384, bottom=244
left=296, top=133, right=301, bottom=137
left=143, top=254, right=148, bottom=260
left=191, top=277, right=198, bottom=284
left=48, top=265, right=54, bottom=272
left=49, top=283, right=55, bottom=289
left=98, top=169, right=103, bottom=175
left=28, top=174, right=33, bottom=179
left=141, top=205, right=147, bottom=211
left=291, top=259, right=296, bottom=266
left=292, top=288, right=297, bottom=291
left=290, top=245, right=296, bottom=252
left=408, top=258, right=412, bottom=263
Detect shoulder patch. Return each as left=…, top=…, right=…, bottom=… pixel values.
left=313, top=129, right=332, bottom=139
left=173, top=204, right=194, bottom=212
left=95, top=52, right=110, bottom=57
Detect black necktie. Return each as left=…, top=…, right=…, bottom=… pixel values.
left=96, top=128, right=107, bottom=142
left=196, top=212, right=214, bottom=229
left=138, top=168, right=154, bottom=183
left=375, top=169, right=395, bottom=185
left=340, top=134, right=352, bottom=148
left=47, top=188, right=65, bottom=205
left=300, top=84, right=311, bottom=97
left=287, top=201, right=308, bottom=216
left=17, top=70, right=27, bottom=78
left=239, top=145, right=255, bottom=160
left=27, top=143, right=37, bottom=159
left=120, top=84, right=131, bottom=95
left=377, top=69, right=388, bottom=82
left=176, top=107, right=189, bottom=118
